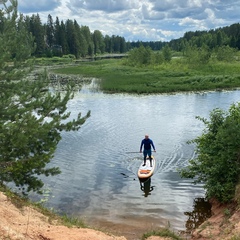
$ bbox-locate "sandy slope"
[191,198,240,240]
[0,192,127,240]
[1,191,240,240]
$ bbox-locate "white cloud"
[142,3,166,20]
[68,0,140,13]
[17,0,240,41]
[179,17,205,29]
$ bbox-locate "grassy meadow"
[52,57,240,94]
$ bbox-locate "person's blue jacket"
[140,138,155,151]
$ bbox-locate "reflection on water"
[139,178,155,197]
[29,82,240,235]
[184,198,212,234]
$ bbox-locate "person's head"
[145,134,149,139]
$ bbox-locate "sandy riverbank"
[1,191,240,240]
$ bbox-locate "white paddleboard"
[137,156,155,180]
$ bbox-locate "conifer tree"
[93,30,105,54]
[0,0,90,193]
[46,14,54,47]
[80,26,94,56]
[28,14,45,56]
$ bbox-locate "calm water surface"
[37,81,240,237]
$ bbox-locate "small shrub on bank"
[142,228,183,240]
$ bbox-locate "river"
[36,80,240,238]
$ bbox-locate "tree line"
[24,12,174,58]
[169,23,240,52]
[22,14,168,58]
[24,12,240,62]
[3,6,240,59]
[127,22,240,67]
[24,14,128,57]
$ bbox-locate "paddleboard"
[137,156,155,180]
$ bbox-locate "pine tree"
[0,0,90,194]
[59,20,69,54]
[66,19,80,58]
[28,14,45,56]
[80,26,94,56]
[93,30,105,55]
[74,20,88,57]
[46,14,54,47]
[104,35,113,53]
[0,0,34,79]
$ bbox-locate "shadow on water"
[139,177,155,197]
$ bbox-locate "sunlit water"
[31,81,240,237]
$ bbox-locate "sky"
[16,0,240,42]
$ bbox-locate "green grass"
[230,236,240,240]
[61,214,87,228]
[35,55,75,65]
[141,228,184,240]
[52,58,240,94]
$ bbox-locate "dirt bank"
[0,192,127,240]
[191,198,240,239]
[1,191,240,240]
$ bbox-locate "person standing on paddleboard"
[140,134,156,167]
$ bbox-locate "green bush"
[127,45,153,66]
[215,46,237,62]
[142,228,183,240]
[179,102,240,203]
[62,54,76,59]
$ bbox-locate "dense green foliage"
[126,45,172,66]
[23,13,129,58]
[127,45,153,66]
[179,103,240,203]
[0,0,34,80]
[0,0,90,193]
[170,24,240,51]
[121,42,238,70]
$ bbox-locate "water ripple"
[37,84,240,232]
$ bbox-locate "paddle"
[126,151,140,153]
[126,150,156,153]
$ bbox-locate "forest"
[7,12,240,58]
